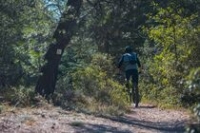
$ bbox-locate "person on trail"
[117,46,142,107]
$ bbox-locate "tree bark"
[35,0,82,96]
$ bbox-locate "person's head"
[125,46,133,53]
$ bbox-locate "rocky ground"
[0,104,191,133]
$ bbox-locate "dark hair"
[125,46,133,53]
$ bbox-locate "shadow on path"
[137,105,157,109]
[99,115,186,133]
[71,116,186,133]
[72,123,132,133]
[71,105,188,133]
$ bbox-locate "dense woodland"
[0,0,200,131]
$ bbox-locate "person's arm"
[117,55,124,69]
[137,57,141,67]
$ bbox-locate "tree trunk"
[35,0,82,96]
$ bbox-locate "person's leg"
[131,70,139,107]
[125,70,131,89]
[125,70,133,102]
[131,70,139,88]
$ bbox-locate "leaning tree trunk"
[35,0,82,96]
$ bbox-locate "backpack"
[128,53,137,65]
[119,53,137,71]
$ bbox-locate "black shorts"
[125,69,139,84]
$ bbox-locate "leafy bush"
[184,68,200,104]
[141,6,200,108]
[194,104,200,124]
[185,68,200,132]
[2,86,45,107]
[54,53,129,115]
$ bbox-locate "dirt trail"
[0,104,190,133]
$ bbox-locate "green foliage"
[141,3,200,108]
[2,86,52,108]
[3,86,36,107]
[54,53,129,115]
[79,0,151,54]
[186,102,200,133]
[194,104,200,124]
[15,1,55,82]
[1,0,200,121]
[0,0,24,86]
[0,0,55,87]
[185,68,200,98]
[139,9,200,133]
[184,68,200,129]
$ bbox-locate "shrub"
[184,68,200,105]
[2,86,46,107]
[54,53,129,115]
[72,65,129,114]
[185,68,200,132]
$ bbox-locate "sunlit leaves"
[141,1,200,108]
